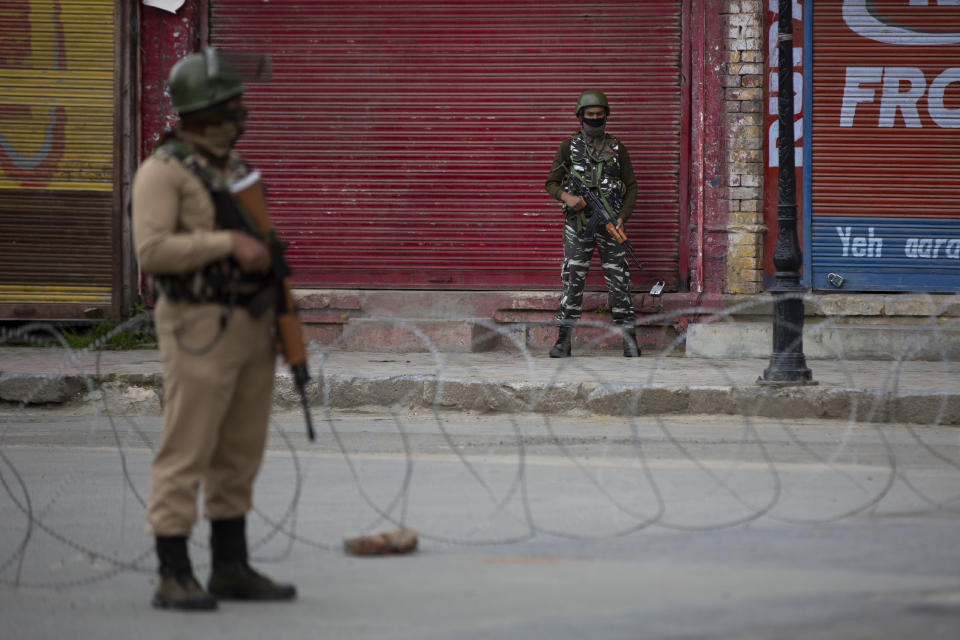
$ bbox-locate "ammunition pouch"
[152,258,277,318]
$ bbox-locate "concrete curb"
[5,369,957,426]
[3,346,958,425]
[289,375,959,425]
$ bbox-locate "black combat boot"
[152,536,218,611]
[548,325,573,358]
[621,324,641,358]
[208,516,296,601]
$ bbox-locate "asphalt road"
[2,412,959,639]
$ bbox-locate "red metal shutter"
[810,1,960,291]
[211,0,684,291]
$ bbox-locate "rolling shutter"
[0,0,116,313]
[810,1,960,291]
[211,0,684,291]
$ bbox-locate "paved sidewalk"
[1,347,959,424]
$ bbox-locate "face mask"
[580,116,607,136]
[224,105,248,133]
[200,120,242,157]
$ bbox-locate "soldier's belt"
[154,277,276,317]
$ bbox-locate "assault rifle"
[231,171,315,442]
[560,162,645,273]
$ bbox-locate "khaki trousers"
[147,299,276,536]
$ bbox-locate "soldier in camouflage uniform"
[545,90,640,358]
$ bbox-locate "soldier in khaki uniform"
[545,90,640,358]
[132,48,295,611]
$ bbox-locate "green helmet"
[575,90,609,116]
[168,47,243,114]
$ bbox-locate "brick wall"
[723,0,765,294]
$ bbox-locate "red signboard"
[807,0,960,292]
[811,0,960,220]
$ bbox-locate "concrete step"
[497,318,679,355]
[340,315,679,354]
[296,289,699,352]
[686,320,960,360]
[341,318,500,353]
[295,290,960,360]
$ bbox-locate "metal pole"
[760,0,814,385]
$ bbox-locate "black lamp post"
[760,0,814,385]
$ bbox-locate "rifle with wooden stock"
[231,170,315,442]
[560,162,645,273]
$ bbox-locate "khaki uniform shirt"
[132,132,245,275]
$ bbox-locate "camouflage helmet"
[167,47,243,114]
[574,90,610,116]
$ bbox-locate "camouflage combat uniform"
[545,131,639,326]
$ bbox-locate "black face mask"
[224,105,248,139]
[581,116,607,129]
